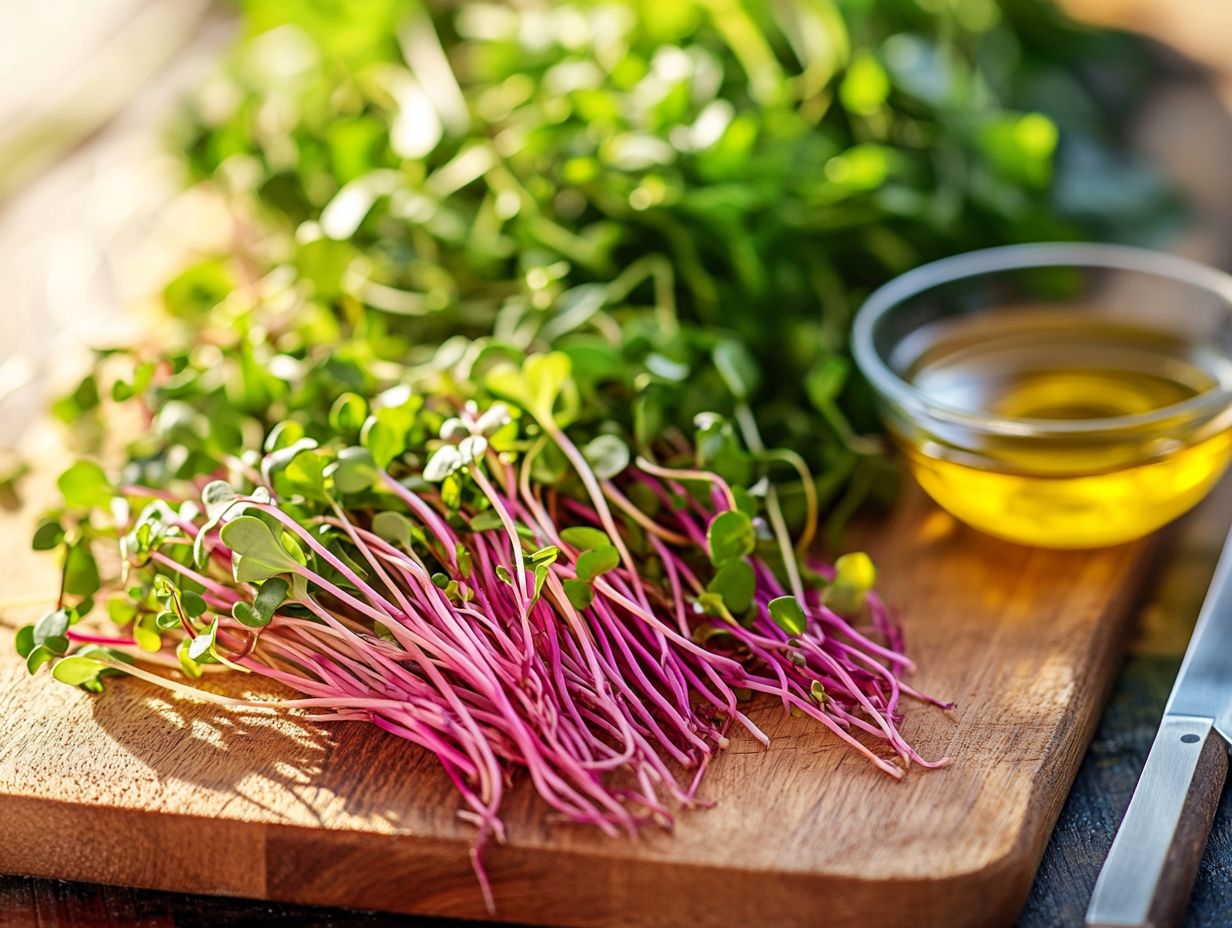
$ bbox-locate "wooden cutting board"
[0,453,1154,928]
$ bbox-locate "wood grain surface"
[0,457,1155,928]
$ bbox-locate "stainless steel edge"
[1087,716,1226,928]
[1166,523,1232,742]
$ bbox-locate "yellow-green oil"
[895,310,1232,547]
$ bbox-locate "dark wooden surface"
[1022,656,1232,927]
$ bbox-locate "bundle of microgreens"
[20,349,945,907]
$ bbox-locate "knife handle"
[1086,716,1228,928]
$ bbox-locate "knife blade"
[1086,526,1232,928]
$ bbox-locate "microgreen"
[24,354,953,908]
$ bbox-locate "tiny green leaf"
[328,447,377,493]
[582,434,630,480]
[221,516,301,582]
[424,445,463,482]
[177,638,203,679]
[372,510,415,547]
[361,408,410,469]
[202,480,241,519]
[132,615,162,653]
[645,353,690,382]
[254,576,290,620]
[180,590,208,618]
[529,545,558,564]
[707,510,755,566]
[533,564,550,603]
[33,609,70,646]
[826,551,877,614]
[469,510,504,532]
[576,545,619,581]
[455,542,472,577]
[564,578,594,610]
[57,460,112,508]
[107,597,139,625]
[52,656,109,687]
[32,520,65,551]
[768,595,807,636]
[810,680,829,705]
[63,543,101,598]
[525,352,572,419]
[14,625,36,658]
[692,623,735,645]
[441,472,462,510]
[731,486,759,516]
[281,449,328,500]
[51,373,100,424]
[232,601,265,628]
[712,340,759,401]
[805,355,850,409]
[707,558,755,615]
[560,526,611,550]
[265,420,305,452]
[26,644,54,674]
[329,393,369,435]
[155,609,181,631]
[188,617,219,661]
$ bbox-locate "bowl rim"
[851,242,1232,437]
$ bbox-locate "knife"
[1086,528,1232,928]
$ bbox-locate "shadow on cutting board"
[86,676,465,838]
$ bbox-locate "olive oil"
[893,309,1232,547]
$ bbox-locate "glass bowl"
[851,243,1232,548]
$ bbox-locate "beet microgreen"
[24,347,956,908]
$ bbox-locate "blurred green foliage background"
[86,0,1179,527]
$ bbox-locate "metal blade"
[1166,521,1232,740]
